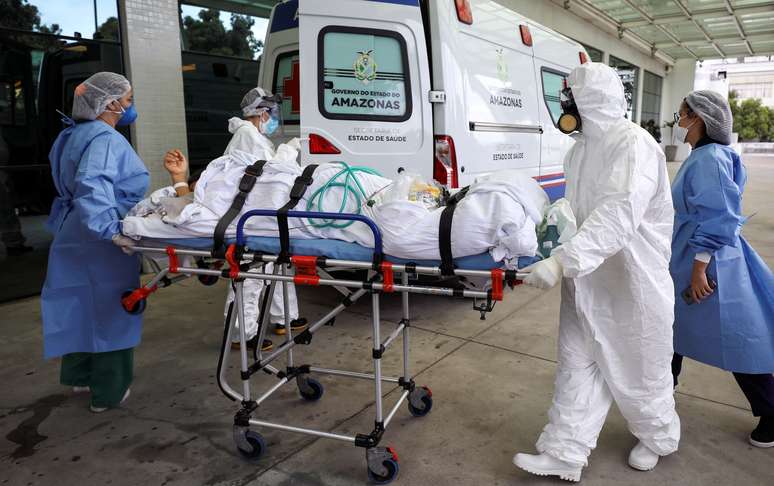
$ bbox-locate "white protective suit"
[535,63,680,466]
[221,118,297,339]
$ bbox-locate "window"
[318,26,411,122]
[540,68,568,127]
[579,42,603,63]
[273,51,300,125]
[730,82,773,99]
[609,55,639,121]
[641,70,663,126]
[179,3,268,60]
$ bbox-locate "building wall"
[119,0,188,191]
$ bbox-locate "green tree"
[181,8,263,59]
[95,16,119,41]
[0,0,61,34]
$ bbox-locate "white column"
[119,0,188,191]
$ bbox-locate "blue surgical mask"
[116,103,138,126]
[260,115,279,136]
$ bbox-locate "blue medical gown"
[670,143,774,373]
[42,121,149,359]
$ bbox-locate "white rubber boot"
[628,441,660,471]
[513,453,582,482]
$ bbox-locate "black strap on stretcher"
[438,185,470,276]
[212,160,267,258]
[277,164,318,263]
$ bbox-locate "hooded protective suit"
[535,63,680,466]
[224,117,275,159]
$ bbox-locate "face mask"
[116,103,138,126]
[673,118,696,144]
[558,87,582,134]
[260,115,279,136]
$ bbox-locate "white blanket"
[122,150,548,268]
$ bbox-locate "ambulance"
[259,0,590,200]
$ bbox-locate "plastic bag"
[381,172,443,209]
[536,198,577,257]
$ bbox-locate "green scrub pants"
[60,348,133,408]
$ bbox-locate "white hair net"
[71,72,131,121]
[685,90,733,145]
[241,87,277,118]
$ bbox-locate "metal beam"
[620,4,774,28]
[654,31,774,49]
[564,0,676,65]
[620,0,699,59]
[671,0,725,58]
[724,0,755,56]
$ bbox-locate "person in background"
[670,90,774,448]
[514,63,680,481]
[42,72,148,413]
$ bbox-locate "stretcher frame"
[121,210,523,483]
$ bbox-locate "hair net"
[685,90,733,145]
[240,87,280,118]
[71,72,131,121]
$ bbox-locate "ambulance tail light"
[309,133,341,154]
[519,24,533,47]
[579,51,588,64]
[434,135,459,188]
[455,0,473,25]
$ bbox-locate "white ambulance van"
[259,0,589,200]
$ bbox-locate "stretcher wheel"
[236,430,266,461]
[367,457,399,484]
[198,275,219,286]
[298,378,324,401]
[407,386,433,417]
[121,290,147,315]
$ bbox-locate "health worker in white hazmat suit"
[223,87,306,352]
[515,62,680,481]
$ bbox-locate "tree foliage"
[0,0,61,35]
[181,8,263,59]
[729,90,774,142]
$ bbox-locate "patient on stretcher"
[122,142,572,269]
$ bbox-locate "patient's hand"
[164,149,188,183]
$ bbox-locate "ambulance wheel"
[407,386,433,417]
[198,275,219,286]
[367,457,399,484]
[298,378,324,401]
[237,430,266,461]
[121,290,146,315]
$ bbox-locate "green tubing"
[305,162,382,229]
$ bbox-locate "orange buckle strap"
[225,244,240,279]
[165,246,179,273]
[491,269,504,301]
[291,255,320,286]
[380,262,394,293]
[121,285,157,312]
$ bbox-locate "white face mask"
[674,118,697,144]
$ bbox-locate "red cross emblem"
[282,60,300,115]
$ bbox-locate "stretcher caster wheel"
[236,430,266,461]
[298,377,324,401]
[366,447,399,484]
[198,275,219,286]
[121,290,147,315]
[407,386,433,417]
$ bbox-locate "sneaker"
[72,386,90,393]
[749,417,774,448]
[628,441,660,471]
[274,318,308,336]
[513,453,582,482]
[231,336,273,352]
[90,387,131,413]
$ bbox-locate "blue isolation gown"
[42,121,149,359]
[670,142,774,374]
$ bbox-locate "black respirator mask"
[558,86,582,134]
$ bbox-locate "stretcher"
[121,209,526,484]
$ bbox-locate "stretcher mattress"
[139,236,539,270]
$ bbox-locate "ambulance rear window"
[272,51,300,125]
[318,26,412,122]
[541,68,568,127]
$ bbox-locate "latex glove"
[522,256,563,290]
[112,234,136,255]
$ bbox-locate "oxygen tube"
[305,162,383,229]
